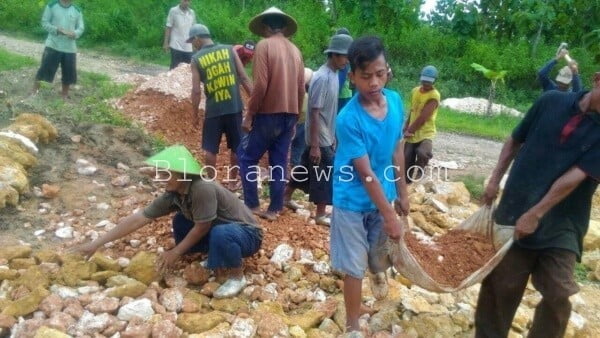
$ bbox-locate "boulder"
[14,266,50,290]
[90,253,121,272]
[105,281,147,298]
[124,252,158,285]
[227,317,256,338]
[56,260,97,287]
[152,319,182,338]
[584,220,600,251]
[369,308,401,332]
[183,261,210,285]
[0,268,19,281]
[159,288,183,312]
[91,271,120,284]
[33,250,61,264]
[39,294,64,317]
[288,310,326,331]
[86,297,120,314]
[209,297,247,313]
[255,312,288,337]
[117,298,154,321]
[10,257,37,270]
[0,245,31,261]
[33,326,71,338]
[176,312,227,334]
[2,286,49,317]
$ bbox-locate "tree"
[471,63,507,116]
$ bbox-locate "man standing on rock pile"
[238,7,305,221]
[476,84,600,336]
[188,24,252,191]
[32,0,84,100]
[74,145,262,299]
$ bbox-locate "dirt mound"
[405,229,496,287]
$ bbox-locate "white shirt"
[166,5,196,52]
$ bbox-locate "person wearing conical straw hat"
[237,7,305,221]
[73,145,262,298]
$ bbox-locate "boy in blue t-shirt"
[331,36,409,334]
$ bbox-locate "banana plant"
[471,63,507,116]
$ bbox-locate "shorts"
[170,48,193,70]
[330,207,391,279]
[35,47,77,85]
[202,112,242,155]
[289,145,334,205]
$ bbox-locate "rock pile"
[0,113,57,209]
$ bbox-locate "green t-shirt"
[42,1,84,53]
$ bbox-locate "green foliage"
[1,0,599,111]
[0,48,36,71]
[471,63,507,82]
[436,107,519,141]
[575,263,590,284]
[70,72,132,126]
[456,174,485,201]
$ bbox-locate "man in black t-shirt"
[475,89,600,337]
[188,24,253,190]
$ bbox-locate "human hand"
[556,48,569,60]
[70,241,100,259]
[241,115,253,133]
[514,210,540,240]
[482,181,500,206]
[157,250,181,275]
[568,61,579,74]
[383,214,403,242]
[394,197,410,217]
[309,146,321,165]
[404,130,414,138]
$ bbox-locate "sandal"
[285,200,303,211]
[315,215,331,226]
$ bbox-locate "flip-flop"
[315,215,331,226]
[284,200,303,211]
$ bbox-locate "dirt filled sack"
[388,206,514,293]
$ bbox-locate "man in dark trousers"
[475,85,600,337]
[238,7,305,221]
[188,24,252,191]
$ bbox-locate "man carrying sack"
[475,87,600,337]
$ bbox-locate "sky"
[421,0,438,14]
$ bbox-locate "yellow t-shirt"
[298,93,308,124]
[406,86,441,143]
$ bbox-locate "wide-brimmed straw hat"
[249,7,297,37]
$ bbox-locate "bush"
[1,0,597,109]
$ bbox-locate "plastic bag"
[389,206,514,293]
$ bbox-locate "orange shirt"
[248,35,305,115]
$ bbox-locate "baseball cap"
[556,66,573,85]
[420,65,438,83]
[186,24,211,43]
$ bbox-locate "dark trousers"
[172,213,261,269]
[290,122,306,167]
[475,245,579,338]
[237,113,297,212]
[36,47,77,85]
[169,48,193,70]
[404,139,433,182]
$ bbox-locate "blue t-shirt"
[333,89,404,212]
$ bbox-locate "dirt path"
[0,32,167,80]
[0,32,504,178]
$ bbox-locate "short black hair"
[347,36,386,72]
[262,15,286,30]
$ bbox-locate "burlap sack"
[389,206,514,293]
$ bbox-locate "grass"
[436,107,521,141]
[0,47,35,71]
[456,174,486,201]
[575,263,591,283]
